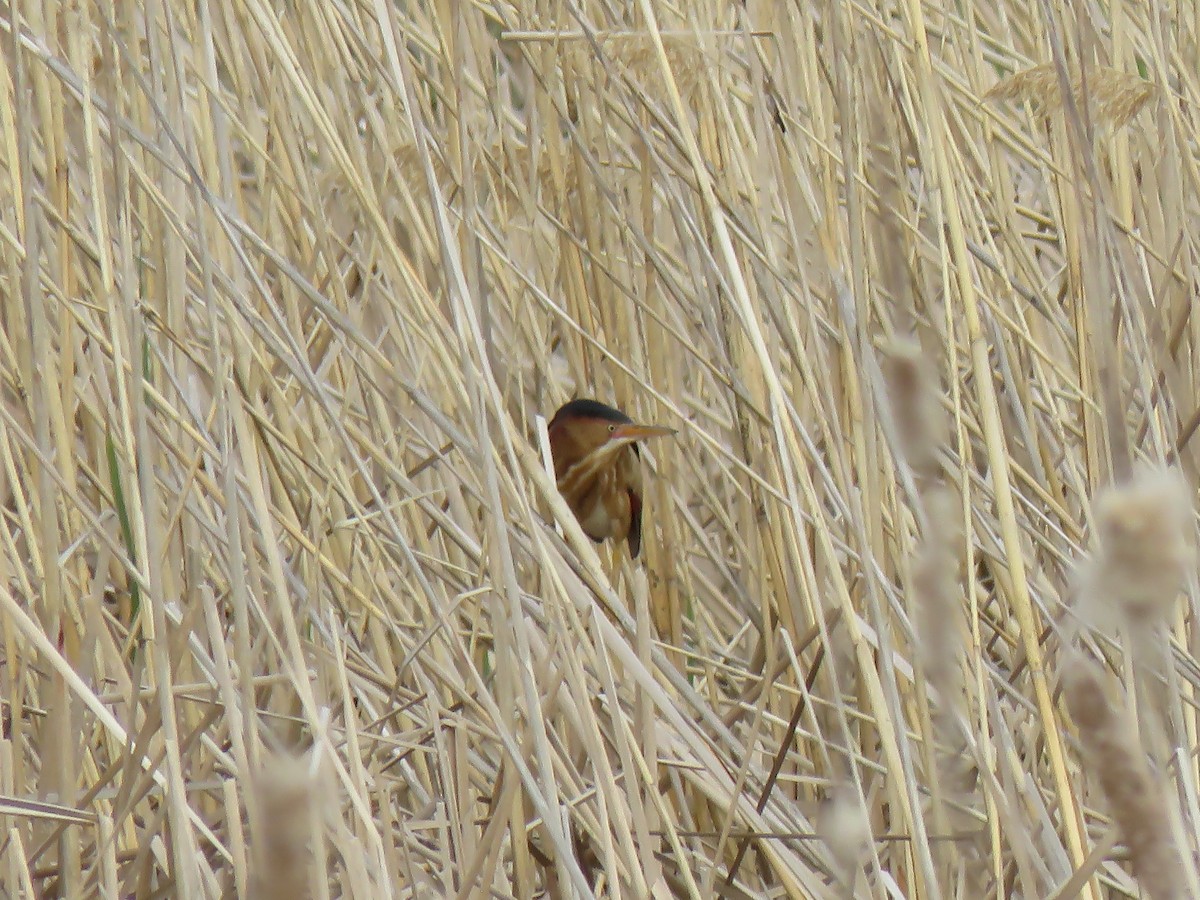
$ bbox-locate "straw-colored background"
[0,0,1197,897]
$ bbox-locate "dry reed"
[0,0,1198,897]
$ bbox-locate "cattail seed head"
[1062,658,1184,900]
[252,755,319,900]
[818,784,871,874]
[1093,466,1194,623]
[914,486,966,696]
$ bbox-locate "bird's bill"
[612,423,677,442]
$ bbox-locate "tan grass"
[1,0,1200,897]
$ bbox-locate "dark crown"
[550,398,633,426]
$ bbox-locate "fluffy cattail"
[1092,466,1194,623]
[252,755,319,900]
[883,339,948,488]
[1062,658,1184,900]
[913,486,967,694]
[818,784,871,877]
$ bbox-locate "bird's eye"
[608,424,616,432]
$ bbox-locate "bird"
[546,398,675,558]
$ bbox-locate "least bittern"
[547,398,675,558]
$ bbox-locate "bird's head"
[547,399,675,475]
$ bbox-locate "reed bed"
[0,0,1198,896]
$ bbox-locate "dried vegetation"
[0,0,1199,897]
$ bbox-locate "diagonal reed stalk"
[0,0,1198,897]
